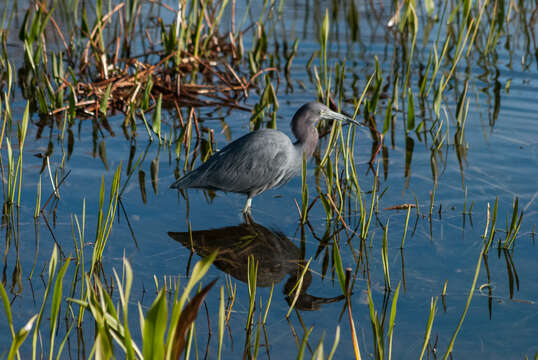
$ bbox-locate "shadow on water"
[168,220,345,311]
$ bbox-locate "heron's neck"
[293,127,318,160]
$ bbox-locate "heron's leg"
[242,211,254,225]
[242,197,252,215]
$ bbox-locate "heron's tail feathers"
[170,171,198,189]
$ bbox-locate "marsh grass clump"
[1,245,217,359]
[14,0,272,123]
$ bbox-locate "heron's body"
[172,129,304,196]
[171,102,357,214]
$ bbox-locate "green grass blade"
[142,288,168,360]
[327,326,340,360]
[33,245,58,360]
[332,241,346,296]
[400,206,411,248]
[406,88,415,131]
[165,251,217,359]
[0,280,15,339]
[262,283,274,324]
[387,282,401,360]
[49,257,71,360]
[8,315,38,360]
[152,94,162,140]
[419,296,438,360]
[218,286,224,360]
[443,246,484,359]
[286,259,312,318]
[382,220,391,290]
[296,327,313,360]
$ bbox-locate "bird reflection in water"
[168,221,345,311]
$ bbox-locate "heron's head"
[292,102,359,129]
[291,103,360,157]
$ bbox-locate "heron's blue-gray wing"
[172,129,300,195]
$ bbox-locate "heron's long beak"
[321,108,362,127]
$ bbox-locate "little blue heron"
[170,102,359,214]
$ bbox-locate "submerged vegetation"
[1,0,537,359]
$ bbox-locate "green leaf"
[8,315,38,360]
[142,78,154,110]
[387,282,401,360]
[171,279,217,359]
[152,94,162,138]
[50,258,71,331]
[165,252,217,359]
[407,87,415,131]
[383,98,392,135]
[113,258,136,360]
[286,258,312,318]
[419,297,438,360]
[297,327,313,360]
[434,77,444,118]
[424,0,435,16]
[18,102,30,151]
[0,281,15,338]
[143,289,168,360]
[442,246,484,359]
[332,241,346,296]
[320,9,329,53]
[367,284,384,358]
[218,287,225,360]
[327,326,340,360]
[301,155,308,223]
[6,137,12,165]
[382,220,391,289]
[100,84,112,116]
